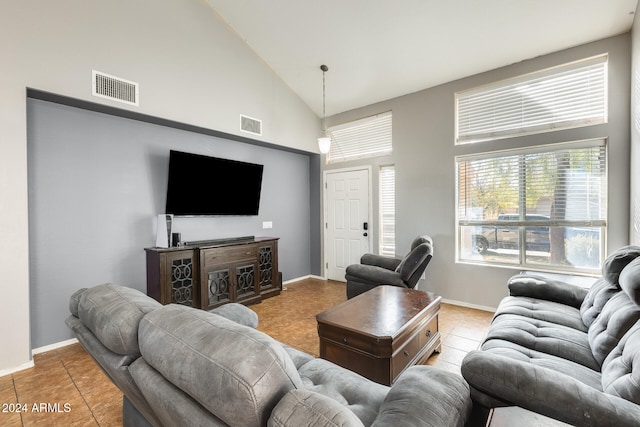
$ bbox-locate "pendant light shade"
[318,136,331,154]
[318,64,331,153]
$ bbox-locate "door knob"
[363,232,368,237]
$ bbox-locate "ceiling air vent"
[240,114,262,136]
[92,70,139,106]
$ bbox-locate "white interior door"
[324,168,370,281]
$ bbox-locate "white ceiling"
[205,0,637,117]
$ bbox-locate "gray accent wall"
[28,98,314,348]
[324,34,631,309]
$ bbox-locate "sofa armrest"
[360,253,402,271]
[372,366,471,427]
[461,351,640,427]
[507,275,588,308]
[209,303,258,328]
[268,389,365,427]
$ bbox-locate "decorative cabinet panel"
[146,237,279,310]
[145,249,199,308]
[258,241,279,298]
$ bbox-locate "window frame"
[455,138,608,275]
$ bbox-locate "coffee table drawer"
[392,331,422,375]
[419,315,439,348]
[317,324,390,356]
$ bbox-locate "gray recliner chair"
[345,235,433,299]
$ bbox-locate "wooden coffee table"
[316,285,441,385]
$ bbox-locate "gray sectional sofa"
[66,283,472,427]
[461,246,640,426]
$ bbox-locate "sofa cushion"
[508,275,588,309]
[209,302,259,328]
[601,245,640,285]
[129,358,226,427]
[483,314,598,370]
[580,278,621,328]
[68,287,87,317]
[588,292,640,366]
[268,389,365,427]
[138,304,303,427]
[77,283,161,355]
[371,366,471,427]
[495,296,587,332]
[601,322,640,404]
[298,358,389,426]
[480,340,603,390]
[619,257,640,306]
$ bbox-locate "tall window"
[379,165,395,256]
[456,140,607,273]
[328,111,392,163]
[456,55,607,144]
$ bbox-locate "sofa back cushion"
[580,278,621,328]
[588,292,640,366]
[138,304,303,427]
[601,246,640,285]
[601,322,640,404]
[619,257,640,306]
[77,283,161,355]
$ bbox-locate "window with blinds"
[455,55,608,144]
[456,139,607,273]
[327,111,392,163]
[379,165,396,256]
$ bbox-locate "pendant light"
[317,64,331,154]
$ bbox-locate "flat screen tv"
[165,150,263,216]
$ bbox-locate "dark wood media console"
[145,236,280,310]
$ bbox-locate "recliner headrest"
[411,235,433,251]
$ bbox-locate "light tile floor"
[0,278,494,426]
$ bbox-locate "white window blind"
[456,55,607,144]
[456,139,607,273]
[328,111,392,163]
[379,165,396,257]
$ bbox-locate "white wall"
[325,34,631,310]
[1,0,319,373]
[631,5,640,245]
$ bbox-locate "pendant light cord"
[321,64,328,133]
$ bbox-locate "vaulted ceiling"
[205,0,637,117]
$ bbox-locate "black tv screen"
[165,150,263,216]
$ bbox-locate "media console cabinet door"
[258,240,280,297]
[146,249,199,308]
[200,246,261,310]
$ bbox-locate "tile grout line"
[10,375,25,427]
[58,350,101,426]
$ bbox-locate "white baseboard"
[32,338,78,355]
[441,298,496,313]
[0,360,34,377]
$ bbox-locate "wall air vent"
[92,70,139,106]
[240,114,262,136]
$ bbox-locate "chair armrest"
[507,275,588,309]
[345,264,405,287]
[360,253,402,271]
[372,366,472,427]
[268,389,365,427]
[461,351,640,427]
